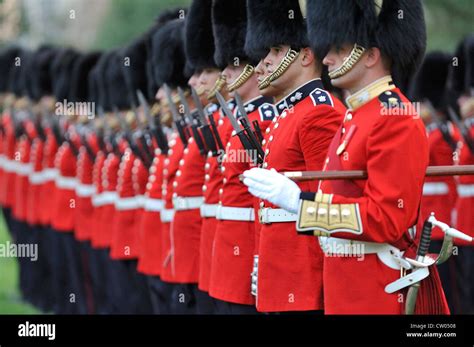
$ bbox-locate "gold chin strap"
[328,44,366,80]
[207,74,227,100]
[227,64,255,92]
[258,48,300,90]
[150,102,161,117]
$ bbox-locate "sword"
[164,84,188,147]
[216,91,261,165]
[189,87,220,156]
[177,87,207,156]
[137,89,169,154]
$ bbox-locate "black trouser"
[452,245,474,314]
[169,283,197,314]
[147,275,175,314]
[212,298,259,315]
[194,288,219,314]
[88,247,112,314]
[1,207,14,239]
[107,258,153,314]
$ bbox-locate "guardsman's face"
[459,95,474,119]
[188,72,201,91]
[222,63,246,97]
[256,46,292,97]
[155,86,170,116]
[323,44,365,90]
[199,68,221,95]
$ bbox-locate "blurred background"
[0,0,473,52]
[0,0,473,314]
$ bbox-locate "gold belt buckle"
[258,208,264,224]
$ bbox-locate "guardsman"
[450,35,474,314]
[409,51,462,312]
[242,0,345,313]
[244,0,450,314]
[207,0,273,314]
[165,0,225,314]
[139,10,187,314]
[105,50,152,314]
[49,48,89,314]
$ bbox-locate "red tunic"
[419,124,461,240]
[1,114,17,208]
[209,96,274,305]
[38,129,59,226]
[51,141,78,232]
[198,109,233,292]
[90,150,106,248]
[454,119,474,246]
[13,135,32,222]
[137,149,166,276]
[257,79,345,312]
[312,79,447,314]
[27,137,45,225]
[110,147,141,260]
[161,135,185,282]
[96,152,121,248]
[74,134,99,241]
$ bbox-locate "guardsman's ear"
[364,47,382,69]
[300,47,315,68]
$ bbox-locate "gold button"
[341,209,351,217]
[317,208,327,216]
[330,209,339,216]
[306,207,316,215]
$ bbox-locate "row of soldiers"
[0,0,473,315]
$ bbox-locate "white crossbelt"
[457,184,474,197]
[115,196,141,210]
[200,203,218,217]
[318,236,408,270]
[76,183,96,197]
[161,208,175,222]
[55,176,78,190]
[173,196,204,211]
[216,205,255,222]
[144,197,165,212]
[92,191,118,207]
[422,182,449,196]
[259,207,297,224]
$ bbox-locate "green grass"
[0,210,40,314]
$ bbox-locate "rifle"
[177,87,207,156]
[136,90,169,154]
[424,100,458,152]
[234,92,265,158]
[216,91,263,165]
[163,84,188,147]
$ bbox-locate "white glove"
[242,168,301,214]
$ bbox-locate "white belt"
[318,237,408,270]
[160,208,175,222]
[135,195,146,208]
[2,159,16,173]
[16,163,33,176]
[144,197,164,212]
[200,203,218,217]
[173,196,204,211]
[422,182,449,196]
[92,191,118,207]
[259,207,297,224]
[29,171,46,185]
[56,176,78,190]
[42,168,59,181]
[0,155,5,168]
[216,205,255,222]
[457,184,474,197]
[115,196,141,210]
[76,183,96,197]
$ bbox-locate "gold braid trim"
[207,74,227,100]
[328,44,366,80]
[227,64,255,92]
[258,48,300,90]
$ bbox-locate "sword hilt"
[417,216,433,260]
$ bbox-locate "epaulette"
[258,103,277,121]
[310,88,334,107]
